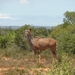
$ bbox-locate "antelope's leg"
[38,54,41,63]
[34,50,37,62]
[37,50,41,63]
[51,49,57,64]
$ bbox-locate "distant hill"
[0,26,21,29]
[34,26,51,29]
[0,26,51,29]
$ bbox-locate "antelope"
[25,28,57,63]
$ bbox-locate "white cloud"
[0,13,15,19]
[20,0,31,4]
[0,13,21,20]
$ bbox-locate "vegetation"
[0,11,75,75]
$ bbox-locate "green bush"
[57,32,75,54]
[0,35,9,48]
[47,53,75,75]
[50,25,75,54]
[14,25,31,50]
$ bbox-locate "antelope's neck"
[26,34,34,46]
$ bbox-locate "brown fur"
[25,28,57,63]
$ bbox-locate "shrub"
[0,35,9,48]
[47,53,75,75]
[57,32,75,54]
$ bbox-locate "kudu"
[25,28,57,63]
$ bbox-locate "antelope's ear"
[29,28,32,31]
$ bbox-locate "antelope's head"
[25,28,32,37]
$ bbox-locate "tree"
[63,11,75,25]
[15,25,31,50]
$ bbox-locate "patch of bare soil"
[0,57,51,75]
[0,67,50,75]
[0,67,25,75]
[0,72,3,75]
[0,67,25,71]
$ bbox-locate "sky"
[0,0,75,26]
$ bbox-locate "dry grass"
[0,49,52,75]
[0,49,75,75]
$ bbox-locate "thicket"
[51,25,75,54]
[0,28,15,48]
[0,11,75,55]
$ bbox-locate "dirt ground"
[0,57,51,75]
